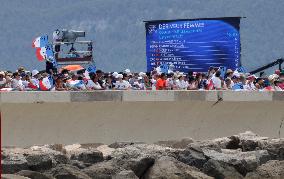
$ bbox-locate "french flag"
[32,35,48,48]
[35,47,46,61]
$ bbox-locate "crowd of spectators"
[0,66,283,91]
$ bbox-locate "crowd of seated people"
[0,66,283,91]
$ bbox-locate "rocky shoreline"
[2,131,284,179]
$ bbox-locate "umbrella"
[62,65,84,71]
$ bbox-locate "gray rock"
[70,148,104,164]
[83,161,121,179]
[1,174,30,179]
[2,153,29,174]
[17,170,53,179]
[143,156,213,179]
[48,164,91,179]
[154,138,194,149]
[113,170,138,179]
[203,149,271,176]
[70,160,88,169]
[26,154,53,171]
[122,157,155,178]
[245,160,284,179]
[51,153,69,166]
[108,142,145,149]
[177,145,207,169]
[226,136,241,149]
[203,159,243,179]
[263,139,284,160]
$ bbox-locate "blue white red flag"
[32,35,48,48]
[35,47,46,61]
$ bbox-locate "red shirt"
[156,78,166,90]
[278,83,284,90]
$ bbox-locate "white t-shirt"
[212,76,222,89]
[166,78,175,89]
[12,79,24,90]
[176,79,189,90]
[0,78,6,87]
[244,81,256,91]
[151,79,157,90]
[86,80,102,90]
[115,80,131,90]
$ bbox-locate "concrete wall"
[1,91,284,147]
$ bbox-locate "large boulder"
[203,159,243,179]
[1,174,30,179]
[262,139,284,160]
[143,156,213,179]
[177,145,207,169]
[154,138,194,149]
[17,170,53,179]
[25,145,70,167]
[245,160,284,179]
[203,148,271,176]
[26,154,53,171]
[96,145,115,159]
[64,144,104,164]
[82,161,121,179]
[48,164,91,179]
[70,148,104,164]
[119,156,155,178]
[2,151,29,174]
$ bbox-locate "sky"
[0,0,283,73]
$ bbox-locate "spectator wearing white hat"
[244,75,257,91]
[176,74,189,90]
[29,69,40,90]
[132,76,145,90]
[114,74,131,90]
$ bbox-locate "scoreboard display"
[145,17,241,72]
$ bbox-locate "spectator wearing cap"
[264,74,279,91]
[225,69,234,88]
[156,73,167,90]
[132,76,144,90]
[176,74,189,90]
[244,75,257,91]
[114,74,131,90]
[255,78,264,90]
[29,70,40,90]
